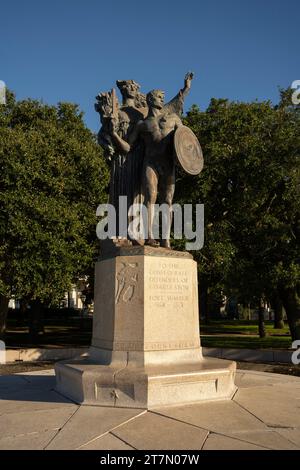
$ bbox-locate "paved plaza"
[0,367,299,450]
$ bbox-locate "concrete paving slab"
[202,433,266,450]
[0,389,76,415]
[0,375,29,391]
[221,349,274,363]
[0,406,78,438]
[0,370,55,393]
[227,430,299,450]
[272,380,300,391]
[234,384,300,428]
[46,406,145,450]
[274,427,300,447]
[202,347,222,358]
[0,429,58,450]
[17,375,56,389]
[154,399,266,434]
[238,370,300,383]
[79,433,135,450]
[112,411,209,450]
[0,368,299,450]
[234,370,299,389]
[234,372,246,388]
[273,350,294,363]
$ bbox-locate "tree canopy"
[175,91,300,339]
[0,91,109,334]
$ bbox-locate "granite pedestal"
[55,246,236,409]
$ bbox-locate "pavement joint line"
[76,431,111,450]
[152,409,270,448]
[19,375,35,384]
[52,387,80,406]
[267,425,295,430]
[50,387,77,404]
[268,429,300,449]
[43,405,80,450]
[233,394,270,426]
[107,431,137,450]
[266,423,296,429]
[231,386,239,400]
[76,409,147,450]
[150,409,215,434]
[204,431,275,450]
[239,429,299,450]
[200,430,210,450]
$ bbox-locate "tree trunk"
[280,287,300,341]
[0,295,9,340]
[201,282,209,325]
[271,293,285,329]
[258,299,266,338]
[17,299,28,326]
[28,300,44,343]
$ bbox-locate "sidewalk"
[0,368,299,450]
[2,346,295,364]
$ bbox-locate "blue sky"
[1,0,299,132]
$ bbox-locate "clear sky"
[1,0,299,132]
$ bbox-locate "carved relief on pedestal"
[115,262,139,304]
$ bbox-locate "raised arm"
[180,72,194,99]
[163,72,194,116]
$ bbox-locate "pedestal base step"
[55,356,236,409]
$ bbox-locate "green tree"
[0,91,109,337]
[175,103,236,322]
[179,93,299,340]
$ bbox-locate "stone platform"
[55,356,236,408]
[0,368,300,450]
[55,246,236,408]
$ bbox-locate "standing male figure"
[110,73,194,248]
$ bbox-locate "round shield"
[174,126,204,175]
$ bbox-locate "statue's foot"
[145,238,160,247]
[132,239,145,246]
[160,240,172,249]
[114,238,132,247]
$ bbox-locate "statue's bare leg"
[159,169,175,249]
[143,164,159,246]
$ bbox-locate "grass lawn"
[5,321,92,348]
[4,318,292,350]
[200,320,292,349]
[200,320,290,335]
[201,335,292,349]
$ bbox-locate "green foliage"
[176,92,300,309]
[0,92,109,304]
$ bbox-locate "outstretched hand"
[184,71,194,88]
